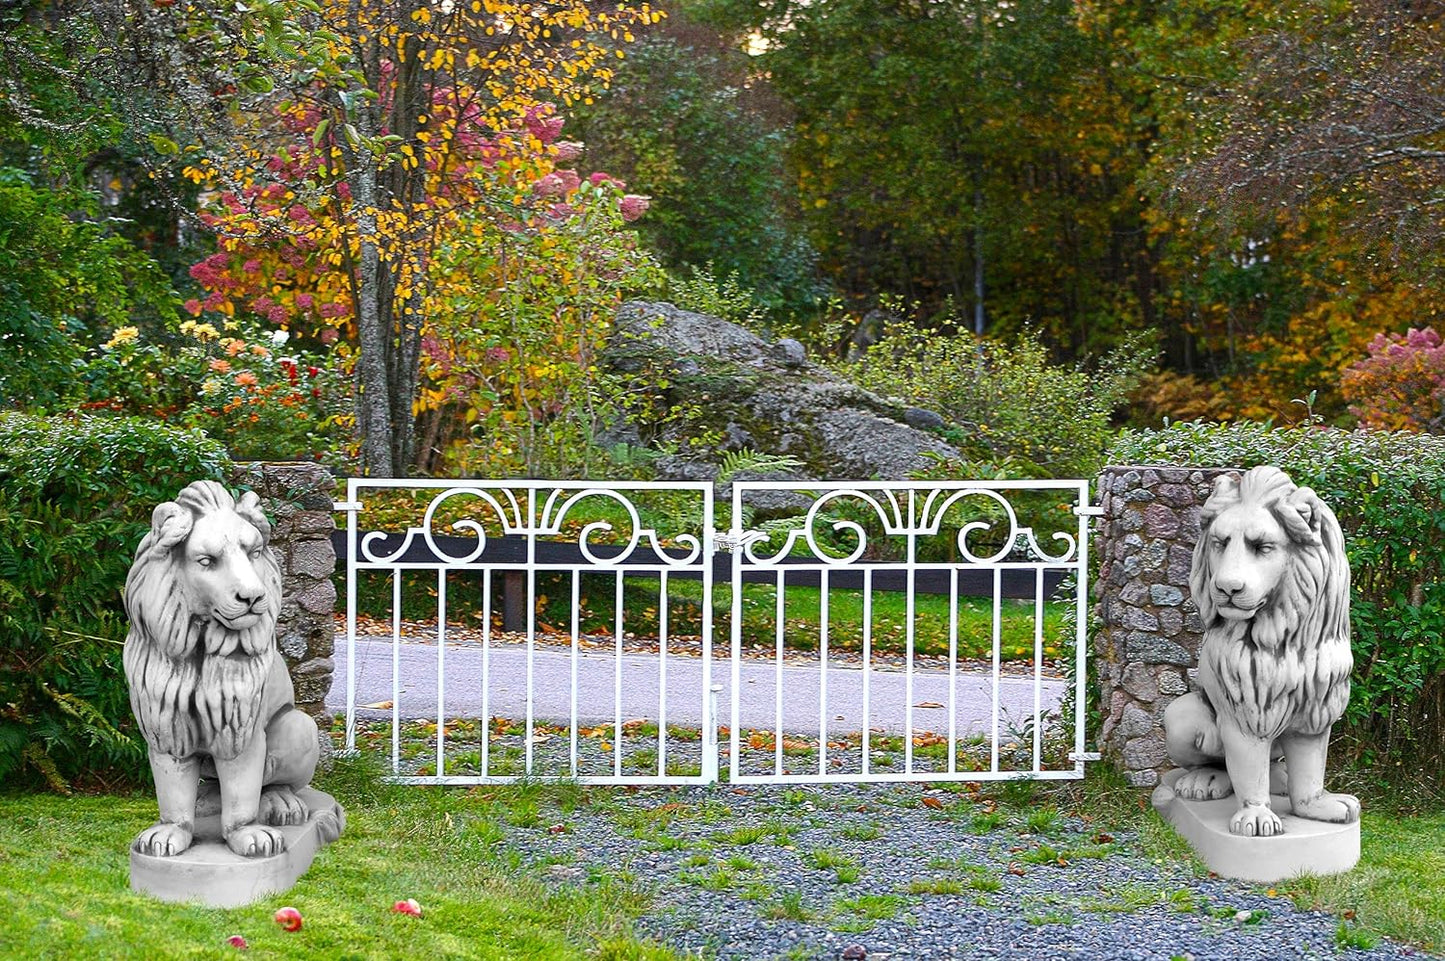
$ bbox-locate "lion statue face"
[178,507,273,634]
[123,481,282,759]
[1190,467,1351,654]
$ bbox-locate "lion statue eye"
[196,556,214,568]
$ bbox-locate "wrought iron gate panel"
[337,479,716,785]
[726,480,1095,785]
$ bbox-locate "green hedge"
[1109,422,1445,769]
[0,413,230,790]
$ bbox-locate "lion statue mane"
[1162,465,1358,837]
[124,480,323,859]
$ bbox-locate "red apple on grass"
[273,906,303,932]
[225,935,249,949]
[393,898,423,917]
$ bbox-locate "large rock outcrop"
[608,301,961,480]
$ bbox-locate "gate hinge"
[1073,505,1105,517]
[1068,751,1102,762]
[334,500,364,512]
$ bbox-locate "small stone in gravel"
[841,945,866,960]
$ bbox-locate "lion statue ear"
[235,490,272,544]
[149,500,194,555]
[1281,485,1326,547]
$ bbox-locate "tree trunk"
[350,98,395,478]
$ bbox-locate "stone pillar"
[232,463,337,738]
[1093,465,1237,786]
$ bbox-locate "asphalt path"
[327,637,1067,738]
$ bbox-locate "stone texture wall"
[232,463,337,735]
[1094,464,1237,786]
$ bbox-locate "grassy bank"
[0,768,672,960]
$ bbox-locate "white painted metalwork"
[336,477,1095,787]
[338,479,715,785]
[727,480,1093,785]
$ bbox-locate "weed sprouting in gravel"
[907,877,966,895]
[1335,921,1379,950]
[765,890,814,921]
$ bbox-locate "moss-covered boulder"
[609,301,960,480]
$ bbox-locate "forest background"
[1,0,1443,481]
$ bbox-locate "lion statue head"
[123,480,282,761]
[1191,466,1350,658]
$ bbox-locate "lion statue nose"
[235,588,264,608]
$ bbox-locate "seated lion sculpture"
[124,480,322,858]
[1162,466,1359,838]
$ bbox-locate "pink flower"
[485,347,512,363]
[251,296,274,313]
[267,305,287,324]
[532,173,567,198]
[319,328,339,345]
[184,298,203,317]
[553,141,583,162]
[619,194,651,222]
[524,105,565,144]
[589,172,622,189]
[204,291,226,310]
[295,293,314,309]
[319,302,347,319]
[288,205,316,226]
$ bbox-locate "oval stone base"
[1151,769,1359,884]
[130,787,345,908]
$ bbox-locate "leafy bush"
[0,413,231,790]
[840,320,1156,477]
[1108,422,1445,769]
[1339,327,1445,433]
[75,318,345,462]
[0,167,175,413]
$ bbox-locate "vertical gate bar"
[391,569,401,775]
[862,567,872,776]
[658,570,669,778]
[991,567,1001,774]
[818,569,829,776]
[525,492,537,775]
[344,479,357,753]
[437,569,447,778]
[481,568,492,777]
[1034,566,1044,773]
[729,487,743,783]
[948,568,958,775]
[570,570,580,778]
[613,571,624,778]
[1075,482,1091,774]
[905,508,916,775]
[774,568,785,777]
[700,487,714,784]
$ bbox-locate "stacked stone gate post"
[1093,465,1237,787]
[232,462,338,744]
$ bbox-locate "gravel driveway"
[510,782,1433,961]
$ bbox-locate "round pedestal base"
[130,787,344,908]
[1152,769,1359,884]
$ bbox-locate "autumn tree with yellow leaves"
[183,0,662,476]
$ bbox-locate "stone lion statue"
[1162,466,1358,837]
[124,480,321,859]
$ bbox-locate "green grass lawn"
[360,570,1071,663]
[0,767,673,960]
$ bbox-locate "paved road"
[327,637,1067,737]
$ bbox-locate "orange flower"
[235,371,259,388]
[209,359,232,374]
[225,339,245,357]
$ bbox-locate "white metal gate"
[335,478,1097,785]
